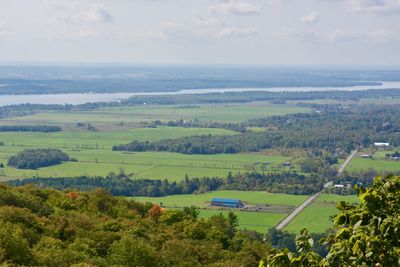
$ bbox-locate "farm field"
[0,126,236,150]
[135,190,308,232]
[199,210,286,232]
[347,149,400,173]
[284,194,359,234]
[0,102,310,126]
[0,145,291,181]
[0,101,308,181]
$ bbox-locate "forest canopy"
[8,148,70,169]
[0,183,269,266]
[0,125,61,132]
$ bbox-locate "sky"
[0,0,399,65]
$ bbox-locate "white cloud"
[349,0,400,13]
[275,28,322,42]
[160,11,256,41]
[121,30,168,41]
[209,1,261,15]
[82,4,113,23]
[366,28,397,43]
[0,29,16,39]
[217,26,257,37]
[301,12,320,24]
[275,27,399,43]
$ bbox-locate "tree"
[321,174,400,266]
[262,175,400,266]
[107,237,156,267]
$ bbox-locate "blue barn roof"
[211,198,241,204]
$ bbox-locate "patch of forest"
[8,148,71,169]
[2,175,400,266]
[0,183,268,266]
[113,106,400,154]
[9,171,328,197]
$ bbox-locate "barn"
[211,198,243,208]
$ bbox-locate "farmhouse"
[281,161,291,167]
[374,142,390,147]
[211,198,243,208]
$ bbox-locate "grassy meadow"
[347,149,400,173]
[0,126,236,150]
[285,194,359,234]
[135,190,308,232]
[0,136,290,181]
[0,102,304,181]
[0,102,310,126]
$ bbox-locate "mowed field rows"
[0,126,291,181]
[284,194,359,233]
[135,191,308,232]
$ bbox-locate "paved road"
[338,149,358,175]
[275,192,321,230]
[275,150,358,230]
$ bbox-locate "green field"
[199,210,286,232]
[134,191,308,232]
[347,149,400,173]
[285,194,359,234]
[135,191,308,207]
[0,126,235,150]
[0,103,310,125]
[0,126,290,181]
[0,101,308,181]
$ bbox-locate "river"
[1,81,400,106]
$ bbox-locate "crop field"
[135,190,308,232]
[285,194,359,234]
[0,126,236,150]
[0,102,310,126]
[347,149,400,173]
[0,128,291,181]
[134,191,308,207]
[199,210,286,232]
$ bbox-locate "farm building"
[281,162,291,167]
[211,198,243,208]
[361,154,372,159]
[374,142,390,147]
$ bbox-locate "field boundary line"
[338,149,358,175]
[275,149,359,231]
[275,192,321,230]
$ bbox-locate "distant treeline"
[114,106,400,154]
[146,119,247,133]
[8,148,70,169]
[0,125,61,132]
[8,171,326,196]
[2,89,400,119]
[122,88,400,105]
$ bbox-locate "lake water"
[1,81,400,107]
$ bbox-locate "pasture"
[0,102,310,126]
[347,149,400,173]
[284,194,359,234]
[0,126,235,150]
[134,190,308,232]
[0,133,291,181]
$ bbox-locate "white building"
[374,142,390,147]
